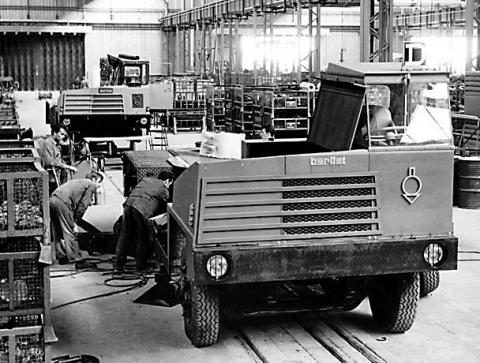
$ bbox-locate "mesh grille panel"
[283,212,372,223]
[13,179,44,230]
[283,199,373,211]
[284,188,374,199]
[0,315,41,329]
[284,224,374,235]
[283,176,374,187]
[0,237,41,253]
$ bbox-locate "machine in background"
[56,54,173,139]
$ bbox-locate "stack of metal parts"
[0,147,54,362]
[0,78,19,140]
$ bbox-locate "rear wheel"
[420,271,440,297]
[182,282,220,347]
[369,273,419,333]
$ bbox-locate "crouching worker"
[50,171,103,268]
[115,171,173,272]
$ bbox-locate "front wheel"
[182,282,220,347]
[369,273,419,333]
[420,271,440,297]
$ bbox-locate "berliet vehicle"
[57,54,173,138]
[155,62,458,347]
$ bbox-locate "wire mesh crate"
[122,150,172,197]
[0,237,41,254]
[0,256,45,313]
[0,153,49,239]
[0,325,45,363]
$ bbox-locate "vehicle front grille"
[64,94,124,115]
[198,172,381,244]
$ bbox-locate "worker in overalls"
[115,170,173,272]
[50,171,103,268]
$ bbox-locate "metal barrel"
[458,157,480,209]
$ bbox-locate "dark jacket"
[51,179,97,221]
[124,178,169,218]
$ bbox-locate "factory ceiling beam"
[160,0,360,30]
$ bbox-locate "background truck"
[156,62,458,347]
[56,54,173,138]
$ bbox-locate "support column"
[296,0,302,82]
[308,6,313,78]
[175,26,181,73]
[220,19,224,83]
[315,4,321,74]
[229,20,234,75]
[253,10,258,79]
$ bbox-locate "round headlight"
[206,255,228,280]
[423,243,444,267]
[140,117,148,125]
[63,118,71,126]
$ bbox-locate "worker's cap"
[86,171,104,182]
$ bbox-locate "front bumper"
[191,236,458,285]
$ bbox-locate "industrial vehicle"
[56,54,173,138]
[156,62,458,347]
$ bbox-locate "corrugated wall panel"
[0,34,85,91]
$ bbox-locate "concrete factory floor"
[48,155,480,363]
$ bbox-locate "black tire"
[182,282,220,347]
[420,271,440,297]
[369,273,419,333]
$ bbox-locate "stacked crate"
[261,88,312,138]
[0,99,19,141]
[232,86,255,136]
[205,85,236,132]
[0,148,52,363]
[171,77,213,131]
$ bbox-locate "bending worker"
[50,171,103,268]
[115,170,173,272]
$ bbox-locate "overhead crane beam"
[160,0,360,30]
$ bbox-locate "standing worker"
[115,170,173,272]
[36,124,77,194]
[50,171,103,268]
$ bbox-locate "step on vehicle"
[154,62,458,347]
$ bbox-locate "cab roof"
[324,62,449,84]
